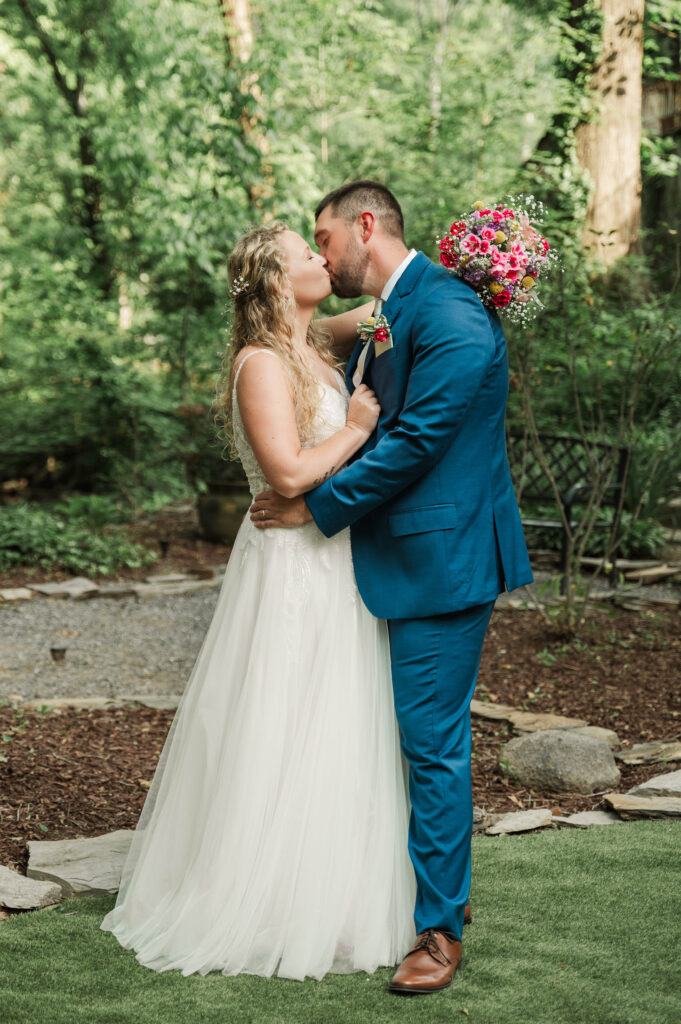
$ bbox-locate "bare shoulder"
[234,347,289,404]
[235,347,286,382]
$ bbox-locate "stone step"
[559,809,622,827]
[27,829,134,896]
[603,793,681,820]
[624,564,681,584]
[627,769,681,799]
[20,695,182,711]
[486,808,553,835]
[0,587,37,602]
[29,577,99,599]
[614,740,681,765]
[471,699,588,733]
[0,865,63,910]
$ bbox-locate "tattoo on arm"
[312,465,336,488]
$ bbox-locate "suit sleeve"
[305,283,496,537]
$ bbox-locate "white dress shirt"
[353,249,417,387]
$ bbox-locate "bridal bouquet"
[437,197,555,324]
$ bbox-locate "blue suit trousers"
[387,600,495,940]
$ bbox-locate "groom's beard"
[329,236,370,298]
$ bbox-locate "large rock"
[27,830,134,896]
[627,769,681,799]
[501,729,621,794]
[0,865,62,910]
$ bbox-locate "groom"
[250,181,532,993]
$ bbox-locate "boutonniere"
[357,313,393,355]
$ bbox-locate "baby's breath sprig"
[230,274,249,298]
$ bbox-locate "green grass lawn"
[2,822,680,1024]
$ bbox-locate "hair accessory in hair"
[230,273,249,297]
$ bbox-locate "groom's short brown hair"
[315,180,405,241]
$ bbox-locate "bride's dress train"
[101,352,415,980]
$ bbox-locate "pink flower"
[462,234,480,254]
[478,240,490,254]
[450,221,466,236]
[374,328,389,343]
[481,227,496,241]
[492,210,505,223]
[492,289,512,308]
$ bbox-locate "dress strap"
[233,349,283,390]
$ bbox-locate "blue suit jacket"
[305,251,533,620]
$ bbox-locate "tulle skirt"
[101,516,415,980]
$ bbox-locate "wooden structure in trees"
[642,80,681,138]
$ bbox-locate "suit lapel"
[345,253,431,390]
[365,252,430,377]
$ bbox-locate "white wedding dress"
[101,351,415,980]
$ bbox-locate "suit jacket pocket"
[388,503,457,537]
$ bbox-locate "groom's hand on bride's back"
[250,490,312,529]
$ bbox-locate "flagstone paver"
[561,809,623,826]
[615,740,681,766]
[486,808,553,835]
[29,577,100,599]
[0,865,63,910]
[0,588,37,602]
[626,769,681,799]
[603,793,681,819]
[470,699,588,733]
[27,830,134,896]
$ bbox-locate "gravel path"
[1,570,677,704]
[0,588,220,702]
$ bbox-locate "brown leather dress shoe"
[389,929,462,994]
[464,902,472,925]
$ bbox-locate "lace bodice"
[232,350,350,498]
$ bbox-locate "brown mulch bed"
[0,503,231,590]
[1,604,678,876]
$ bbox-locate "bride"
[101,222,415,980]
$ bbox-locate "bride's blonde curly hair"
[215,221,341,455]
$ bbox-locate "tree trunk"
[220,0,254,65]
[576,0,645,265]
[219,0,273,207]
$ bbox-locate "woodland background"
[1,0,680,576]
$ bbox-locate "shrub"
[0,502,156,577]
